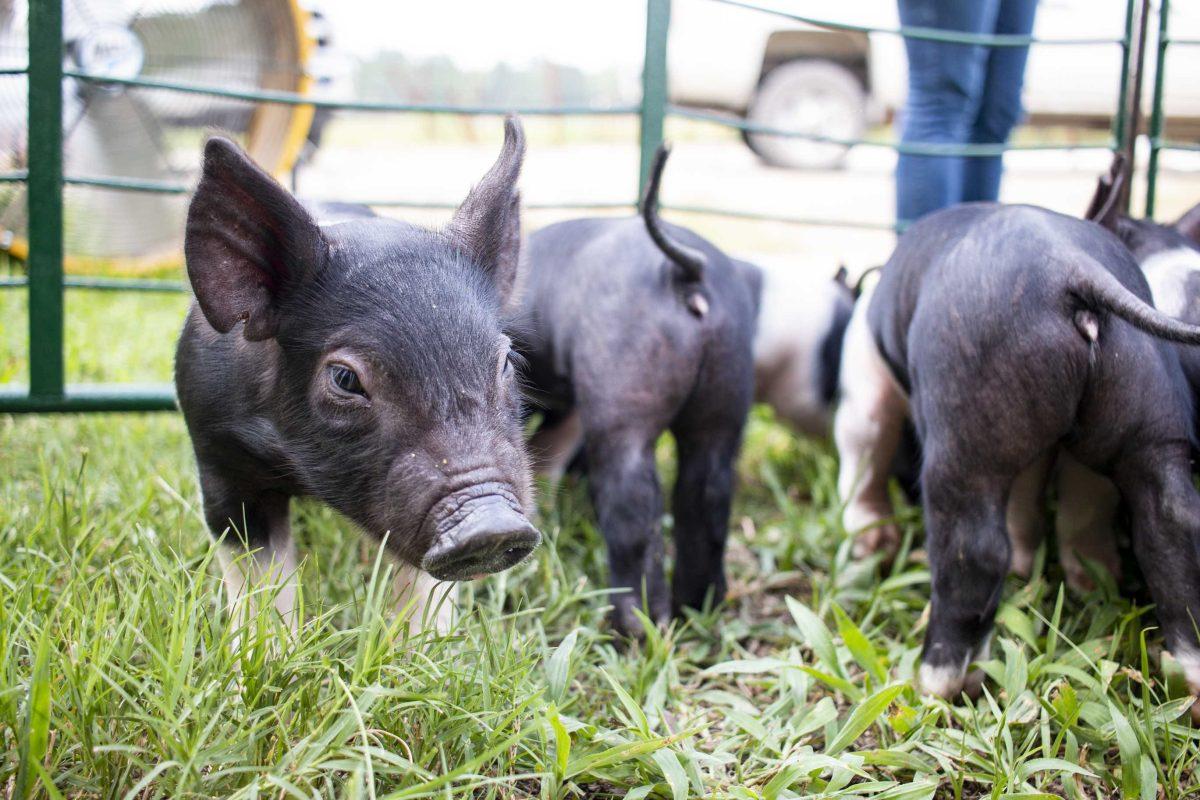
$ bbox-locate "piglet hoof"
[1162,650,1200,723]
[1009,548,1035,581]
[1063,566,1097,594]
[611,605,646,643]
[1062,556,1121,595]
[852,523,901,564]
[917,662,965,700]
[917,662,985,702]
[963,666,986,699]
[609,597,668,643]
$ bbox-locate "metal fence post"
[1145,0,1169,217]
[1114,0,1150,213]
[1112,0,1135,154]
[27,0,64,399]
[638,0,670,199]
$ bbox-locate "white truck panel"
[675,0,1200,125]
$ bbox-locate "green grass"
[0,291,189,386]
[3,296,1200,798]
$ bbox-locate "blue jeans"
[895,0,1038,226]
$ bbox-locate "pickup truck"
[669,0,1200,168]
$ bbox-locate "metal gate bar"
[1144,0,1197,217]
[26,0,63,402]
[0,0,1149,413]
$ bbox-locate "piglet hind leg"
[1053,452,1122,591]
[584,428,670,638]
[669,411,747,619]
[918,463,1011,701]
[1005,452,1054,579]
[834,298,908,561]
[1116,450,1200,722]
[528,408,584,487]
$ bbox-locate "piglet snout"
[421,497,540,581]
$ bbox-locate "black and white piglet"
[752,260,856,437]
[175,119,539,631]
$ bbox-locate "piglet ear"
[185,137,326,341]
[1175,202,1200,245]
[446,116,525,308]
[1084,152,1127,233]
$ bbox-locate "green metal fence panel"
[1141,0,1200,217]
[638,0,671,198]
[1119,0,1151,211]
[1145,0,1170,216]
[26,0,64,400]
[1113,0,1137,154]
[0,0,1156,413]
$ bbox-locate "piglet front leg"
[202,479,300,634]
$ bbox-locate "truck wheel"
[746,59,866,170]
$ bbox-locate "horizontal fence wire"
[56,176,636,209]
[66,174,187,193]
[339,199,633,211]
[705,0,1123,46]
[0,276,187,292]
[65,70,641,116]
[1156,140,1200,153]
[664,203,896,231]
[0,385,177,412]
[670,106,1117,156]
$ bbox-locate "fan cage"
[0,0,1181,412]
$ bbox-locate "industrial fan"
[0,0,314,271]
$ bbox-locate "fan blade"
[65,0,141,40]
[133,1,281,128]
[65,90,185,260]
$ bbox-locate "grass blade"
[651,749,688,800]
[786,597,845,680]
[546,628,580,704]
[833,604,887,686]
[15,629,53,800]
[825,685,904,756]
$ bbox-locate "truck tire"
[746,59,866,170]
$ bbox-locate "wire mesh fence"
[0,0,1165,411]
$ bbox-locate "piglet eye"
[328,363,367,397]
[503,348,524,379]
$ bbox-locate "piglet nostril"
[421,499,540,582]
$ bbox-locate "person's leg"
[895,0,998,226]
[962,0,1039,202]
